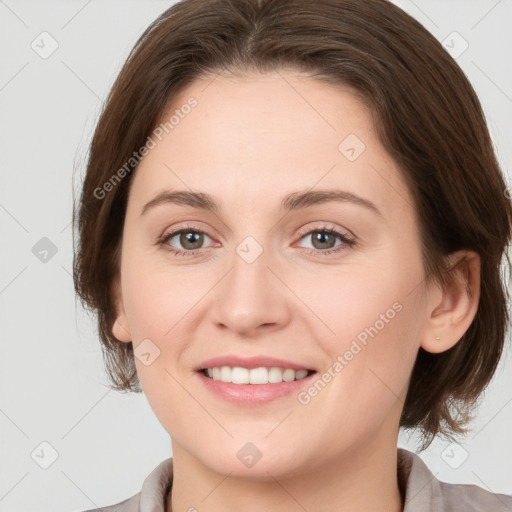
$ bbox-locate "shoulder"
[399,448,512,512]
[438,480,512,511]
[82,492,140,512]
[79,457,173,512]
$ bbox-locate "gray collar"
[89,448,512,512]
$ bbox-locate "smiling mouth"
[200,366,316,385]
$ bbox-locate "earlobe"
[420,250,481,354]
[112,317,132,343]
[111,276,132,343]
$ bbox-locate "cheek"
[119,253,192,393]
[293,259,408,350]
[296,297,420,452]
[121,251,198,341]
[301,256,423,408]
[122,262,198,429]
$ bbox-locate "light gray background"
[0,1,511,510]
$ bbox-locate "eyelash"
[157,223,356,258]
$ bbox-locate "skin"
[112,69,481,512]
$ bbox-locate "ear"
[420,250,481,354]
[111,274,132,343]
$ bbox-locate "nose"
[211,241,292,337]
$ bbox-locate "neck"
[168,435,404,512]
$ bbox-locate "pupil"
[314,231,334,249]
[182,231,203,249]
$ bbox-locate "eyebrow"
[141,189,382,217]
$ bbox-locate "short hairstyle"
[73,0,512,449]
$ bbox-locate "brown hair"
[73,0,512,449]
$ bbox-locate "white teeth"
[231,367,249,384]
[204,366,311,384]
[268,367,283,383]
[249,367,268,384]
[220,366,231,382]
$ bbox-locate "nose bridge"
[212,232,290,333]
[228,233,274,309]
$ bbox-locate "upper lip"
[196,355,315,372]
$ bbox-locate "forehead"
[129,70,414,219]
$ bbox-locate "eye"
[158,223,356,257]
[158,226,214,256]
[295,225,356,256]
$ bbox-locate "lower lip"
[197,371,316,405]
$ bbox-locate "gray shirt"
[83,448,512,511]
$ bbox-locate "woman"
[73,0,512,510]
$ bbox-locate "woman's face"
[113,69,436,477]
